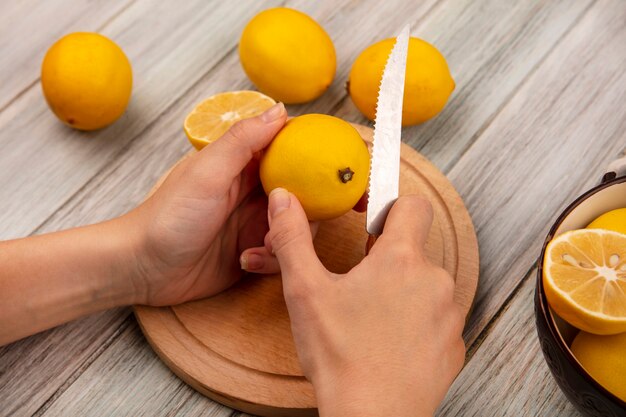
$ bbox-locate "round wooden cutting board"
[134,124,479,417]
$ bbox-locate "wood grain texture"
[0,0,133,111]
[0,0,625,415]
[134,124,478,416]
[447,0,626,344]
[0,308,130,417]
[0,1,280,415]
[26,0,596,354]
[0,0,282,240]
[437,273,581,417]
[29,0,440,234]
[37,317,234,417]
[0,1,442,415]
[334,0,594,169]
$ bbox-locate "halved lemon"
[543,229,626,335]
[183,90,276,150]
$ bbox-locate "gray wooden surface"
[1,0,625,416]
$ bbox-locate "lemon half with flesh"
[543,229,626,335]
[184,91,276,150]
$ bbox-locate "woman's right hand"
[266,188,466,417]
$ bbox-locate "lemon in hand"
[587,208,626,234]
[571,331,626,401]
[543,229,626,335]
[41,32,132,130]
[348,37,454,126]
[260,114,370,221]
[239,8,336,104]
[183,91,276,150]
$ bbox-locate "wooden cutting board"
[134,124,479,417]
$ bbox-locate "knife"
[366,24,410,253]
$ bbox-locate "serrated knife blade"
[366,24,410,238]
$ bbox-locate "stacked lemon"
[543,208,626,401]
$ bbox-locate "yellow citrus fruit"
[571,331,626,401]
[543,229,626,335]
[348,37,454,126]
[184,91,276,150]
[239,8,336,104]
[260,114,370,221]
[587,208,626,235]
[41,32,132,130]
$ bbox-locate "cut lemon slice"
[543,229,626,335]
[183,90,276,150]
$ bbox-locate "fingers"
[240,221,320,274]
[380,195,434,250]
[239,246,280,274]
[267,188,326,281]
[193,102,287,185]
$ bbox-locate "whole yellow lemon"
[260,114,370,221]
[41,32,132,130]
[239,8,336,104]
[571,331,626,401]
[348,37,454,126]
[587,208,626,234]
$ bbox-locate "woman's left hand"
[128,103,294,306]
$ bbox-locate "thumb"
[194,102,287,183]
[267,188,326,280]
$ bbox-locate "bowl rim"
[536,174,626,408]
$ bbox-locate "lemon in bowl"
[561,207,626,402]
[536,178,626,415]
[571,331,626,402]
[587,208,626,234]
[41,32,132,131]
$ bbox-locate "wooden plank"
[0,1,281,415]
[0,0,281,241]
[334,0,594,170]
[0,308,129,417]
[0,3,624,416]
[33,0,440,231]
[35,0,600,360]
[0,0,133,111]
[286,0,442,116]
[38,317,233,417]
[437,273,582,416]
[3,1,442,415]
[448,0,626,344]
[17,0,603,415]
[21,1,444,415]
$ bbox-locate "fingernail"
[261,102,285,123]
[269,187,291,217]
[240,253,264,271]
